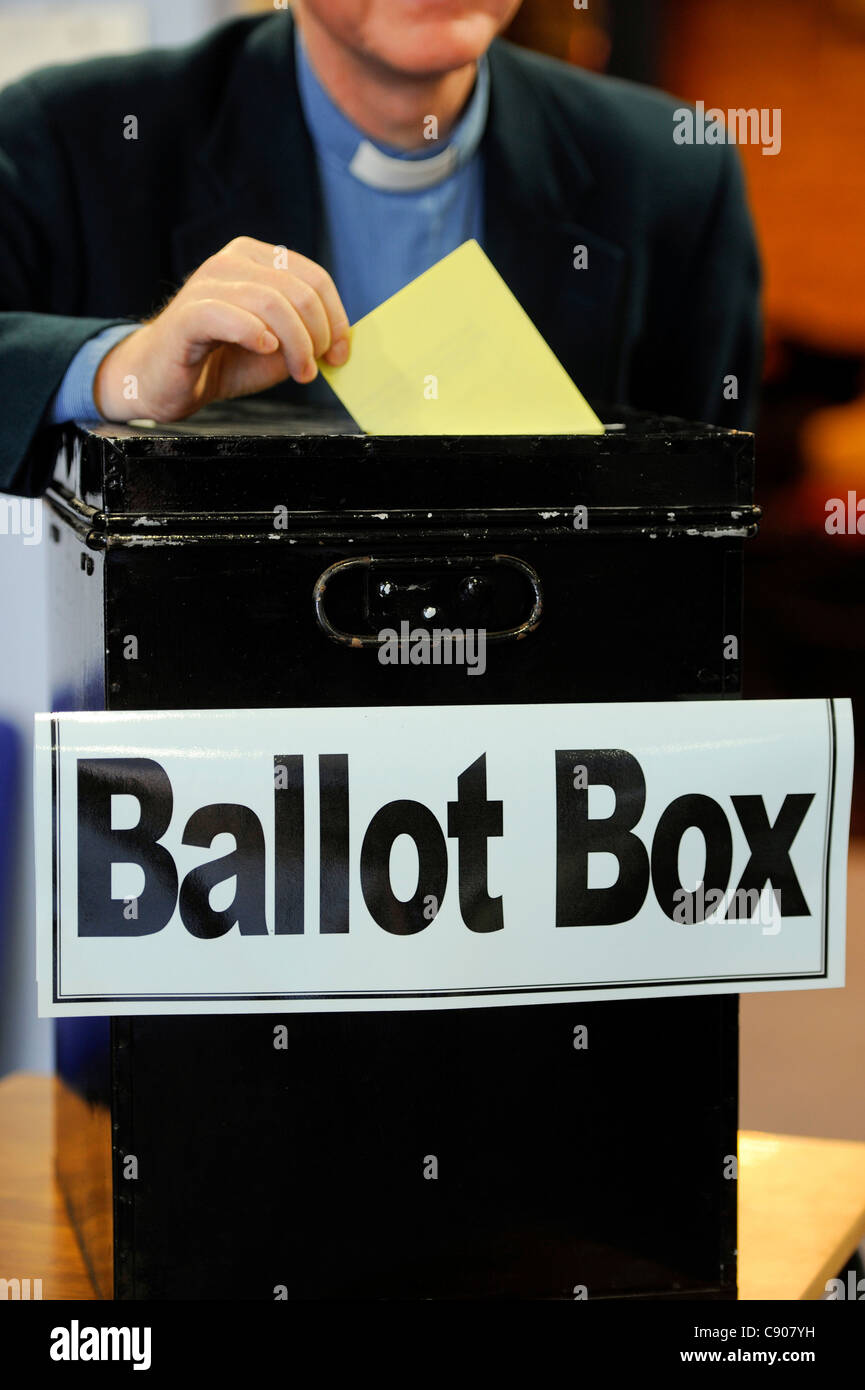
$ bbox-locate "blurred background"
[0,0,863,1141]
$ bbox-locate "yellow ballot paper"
[319,239,604,436]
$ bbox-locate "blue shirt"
[45,26,490,424]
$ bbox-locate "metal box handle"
[313,553,543,648]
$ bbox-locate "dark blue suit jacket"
[0,10,761,494]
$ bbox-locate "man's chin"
[360,16,497,78]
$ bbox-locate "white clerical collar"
[348,139,461,191]
[294,20,490,192]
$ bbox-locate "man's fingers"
[283,254,352,357]
[123,241,353,424]
[183,285,320,381]
[206,238,351,359]
[173,299,287,364]
[213,277,332,365]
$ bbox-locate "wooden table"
[2,1071,864,1300]
[738,1130,865,1300]
[0,1072,93,1298]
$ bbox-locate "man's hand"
[93,236,351,422]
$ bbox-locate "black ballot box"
[45,401,757,1301]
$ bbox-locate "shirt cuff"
[44,322,141,425]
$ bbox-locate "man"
[0,0,761,495]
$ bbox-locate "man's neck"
[293,8,477,151]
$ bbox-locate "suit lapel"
[483,38,628,402]
[171,12,323,284]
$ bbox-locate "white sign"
[35,699,853,1017]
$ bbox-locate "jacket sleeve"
[0,77,135,496]
[634,141,763,432]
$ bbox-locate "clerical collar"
[294,21,490,192]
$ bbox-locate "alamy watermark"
[1,1276,42,1299]
[673,882,783,935]
[377,621,486,676]
[825,1269,865,1300]
[673,101,781,156]
[825,491,865,534]
[50,1321,151,1370]
[0,495,42,545]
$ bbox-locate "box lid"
[47,400,757,541]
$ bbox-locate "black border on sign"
[51,700,837,1005]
